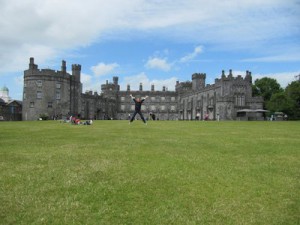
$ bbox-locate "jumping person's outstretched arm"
[142,95,149,100]
[130,94,135,99]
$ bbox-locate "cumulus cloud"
[1,0,298,74]
[121,72,178,91]
[180,45,203,63]
[145,57,171,71]
[91,63,119,76]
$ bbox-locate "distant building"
[0,86,11,103]
[0,86,22,121]
[22,58,264,121]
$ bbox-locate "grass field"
[0,120,299,225]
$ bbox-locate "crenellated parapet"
[175,80,192,92]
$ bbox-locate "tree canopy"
[253,77,300,119]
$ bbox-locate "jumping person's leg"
[130,111,138,122]
[138,111,147,123]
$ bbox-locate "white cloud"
[145,57,171,71]
[0,0,299,75]
[241,53,300,63]
[91,63,119,76]
[121,72,178,91]
[180,45,203,63]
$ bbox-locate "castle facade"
[22,58,264,121]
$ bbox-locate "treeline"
[252,77,300,120]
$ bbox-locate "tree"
[285,81,300,119]
[252,77,283,108]
[267,92,293,115]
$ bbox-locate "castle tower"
[192,73,206,91]
[113,76,120,91]
[29,57,38,70]
[70,64,82,116]
[139,83,143,91]
[151,84,155,91]
[61,60,66,74]
[72,64,81,81]
[245,70,252,83]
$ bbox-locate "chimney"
[151,84,155,91]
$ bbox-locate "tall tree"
[267,92,293,114]
[285,81,300,119]
[252,77,283,108]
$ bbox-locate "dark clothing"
[130,111,146,123]
[134,99,144,111]
[130,98,146,123]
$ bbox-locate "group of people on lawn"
[61,93,153,125]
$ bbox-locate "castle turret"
[113,76,120,91]
[245,70,252,83]
[61,60,66,74]
[222,70,225,78]
[192,73,206,91]
[229,69,233,78]
[139,83,143,91]
[127,84,130,91]
[72,64,81,81]
[151,84,155,91]
[29,57,38,70]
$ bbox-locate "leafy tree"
[267,92,293,115]
[252,77,283,108]
[285,81,300,119]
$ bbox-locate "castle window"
[56,91,61,100]
[36,80,42,87]
[37,91,42,99]
[56,83,61,89]
[161,105,166,110]
[171,105,176,111]
[161,97,165,101]
[151,96,156,101]
[121,105,125,110]
[121,97,125,102]
[150,105,156,111]
[241,95,245,106]
[23,92,26,100]
[171,97,176,101]
[235,95,245,106]
[30,102,34,108]
[48,102,53,108]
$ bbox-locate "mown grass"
[0,120,299,225]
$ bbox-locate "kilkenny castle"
[22,58,264,121]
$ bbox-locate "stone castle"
[22,57,264,121]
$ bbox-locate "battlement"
[24,68,71,79]
[218,70,252,83]
[192,73,206,80]
[72,64,81,71]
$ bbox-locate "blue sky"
[0,0,299,100]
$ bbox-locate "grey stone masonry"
[22,58,263,121]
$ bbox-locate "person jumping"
[129,94,148,124]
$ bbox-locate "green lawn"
[0,120,299,225]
